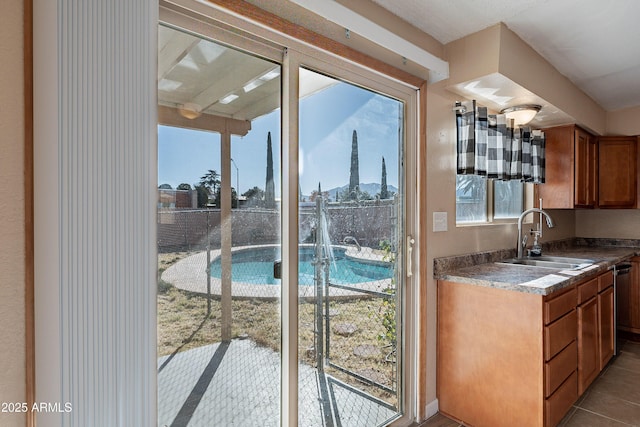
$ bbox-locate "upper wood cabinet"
[598,136,637,208]
[576,128,598,207]
[537,125,597,208]
[537,127,638,209]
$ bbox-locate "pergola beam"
[158,105,251,136]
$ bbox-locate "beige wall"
[606,105,640,136]
[0,0,26,426]
[576,209,640,238]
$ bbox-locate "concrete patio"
[158,339,398,426]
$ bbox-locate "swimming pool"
[209,246,393,285]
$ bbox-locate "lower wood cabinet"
[438,269,615,427]
[598,270,615,370]
[577,295,599,395]
[545,372,577,427]
[598,286,615,369]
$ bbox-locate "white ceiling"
[158,25,336,121]
[370,0,640,112]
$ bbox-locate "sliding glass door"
[157,24,283,426]
[297,68,405,426]
[156,9,417,426]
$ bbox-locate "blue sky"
[158,80,402,196]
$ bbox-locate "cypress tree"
[380,156,389,199]
[348,130,359,200]
[265,131,276,209]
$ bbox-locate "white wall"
[0,1,26,426]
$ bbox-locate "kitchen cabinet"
[577,279,598,395]
[438,281,575,427]
[598,136,637,208]
[619,257,640,333]
[598,286,615,369]
[576,128,598,207]
[536,125,597,208]
[577,271,614,393]
[438,269,615,427]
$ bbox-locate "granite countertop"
[434,239,639,296]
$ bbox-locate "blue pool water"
[209,246,393,285]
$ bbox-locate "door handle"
[273,260,282,279]
[407,236,415,278]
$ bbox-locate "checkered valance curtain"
[456,100,545,183]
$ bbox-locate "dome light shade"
[178,103,202,120]
[500,104,541,126]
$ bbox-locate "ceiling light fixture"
[219,94,239,105]
[178,102,202,120]
[260,69,280,81]
[243,79,264,93]
[500,104,542,126]
[243,69,281,93]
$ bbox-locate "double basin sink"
[497,256,595,270]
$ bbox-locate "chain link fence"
[159,199,401,425]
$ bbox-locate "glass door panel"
[297,68,405,426]
[157,24,282,426]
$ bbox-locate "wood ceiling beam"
[158,105,251,136]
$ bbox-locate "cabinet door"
[598,287,614,370]
[578,296,599,395]
[588,135,598,206]
[537,125,575,208]
[598,137,637,208]
[575,128,597,207]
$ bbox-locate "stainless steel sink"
[497,256,595,270]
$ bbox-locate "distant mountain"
[320,182,398,200]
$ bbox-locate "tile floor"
[419,335,640,427]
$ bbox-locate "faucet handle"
[521,233,529,249]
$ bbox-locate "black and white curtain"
[456,100,545,183]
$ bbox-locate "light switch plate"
[433,211,448,232]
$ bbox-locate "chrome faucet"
[517,208,555,258]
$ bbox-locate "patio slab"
[158,339,397,426]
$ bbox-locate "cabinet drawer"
[578,278,598,304]
[545,288,577,325]
[545,340,577,397]
[545,310,577,361]
[545,371,578,427]
[598,270,614,292]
